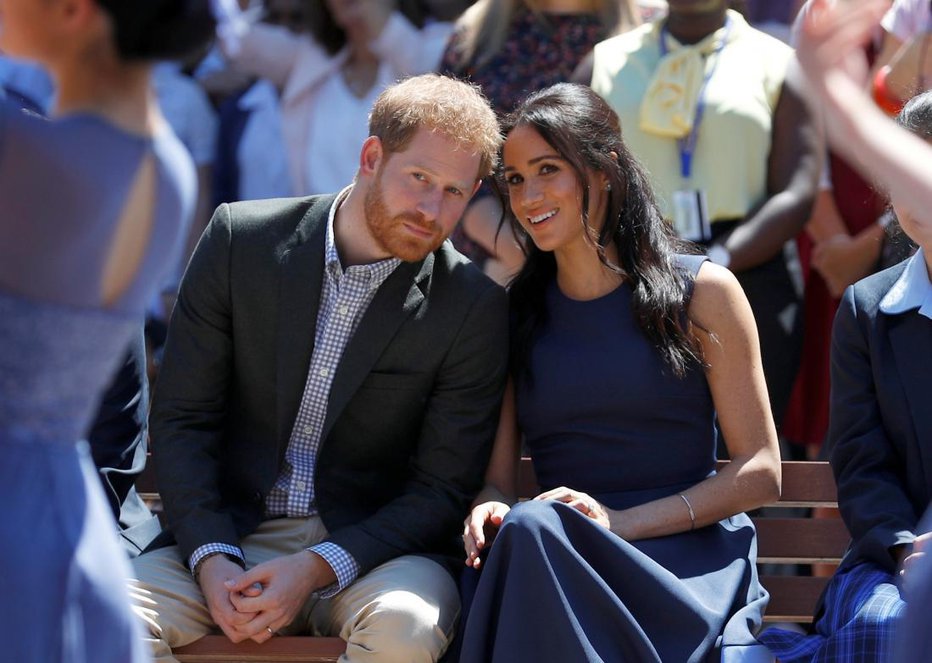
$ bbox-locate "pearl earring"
[605,183,612,191]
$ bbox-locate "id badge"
[671,189,711,243]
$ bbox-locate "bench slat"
[754,517,850,564]
[776,461,838,506]
[174,636,345,662]
[759,575,829,623]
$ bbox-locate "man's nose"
[416,188,443,221]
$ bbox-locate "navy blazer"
[829,258,932,573]
[148,194,509,575]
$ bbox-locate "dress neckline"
[551,278,628,304]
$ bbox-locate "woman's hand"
[534,487,611,530]
[463,501,511,568]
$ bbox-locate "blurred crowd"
[2,0,925,480]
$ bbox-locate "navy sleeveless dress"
[458,256,770,662]
[0,100,194,662]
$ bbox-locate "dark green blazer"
[148,194,508,574]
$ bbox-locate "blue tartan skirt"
[758,561,905,663]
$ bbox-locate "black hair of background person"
[96,0,217,61]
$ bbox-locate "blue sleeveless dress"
[459,256,770,663]
[0,100,194,663]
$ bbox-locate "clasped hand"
[463,487,609,569]
[197,551,324,644]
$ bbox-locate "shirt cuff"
[189,542,246,576]
[308,542,360,598]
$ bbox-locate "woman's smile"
[528,208,559,225]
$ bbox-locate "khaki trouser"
[129,517,459,663]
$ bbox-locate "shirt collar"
[325,186,401,290]
[879,248,932,320]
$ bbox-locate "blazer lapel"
[888,311,932,474]
[275,197,332,455]
[321,252,435,442]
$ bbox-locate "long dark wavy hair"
[500,83,704,380]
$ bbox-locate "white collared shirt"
[880,248,932,320]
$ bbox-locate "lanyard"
[659,16,732,180]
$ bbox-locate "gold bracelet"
[679,493,696,531]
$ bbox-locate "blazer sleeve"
[325,281,509,574]
[829,284,917,572]
[149,204,239,562]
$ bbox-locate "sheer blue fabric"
[0,98,194,663]
[0,101,194,311]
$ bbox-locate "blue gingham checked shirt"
[190,189,401,596]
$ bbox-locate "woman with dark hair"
[457,83,781,662]
[220,0,453,197]
[577,0,821,434]
[0,0,214,661]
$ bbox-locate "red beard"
[364,171,443,262]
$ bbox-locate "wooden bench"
[135,459,848,662]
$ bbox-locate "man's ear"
[359,136,384,177]
[469,179,483,198]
